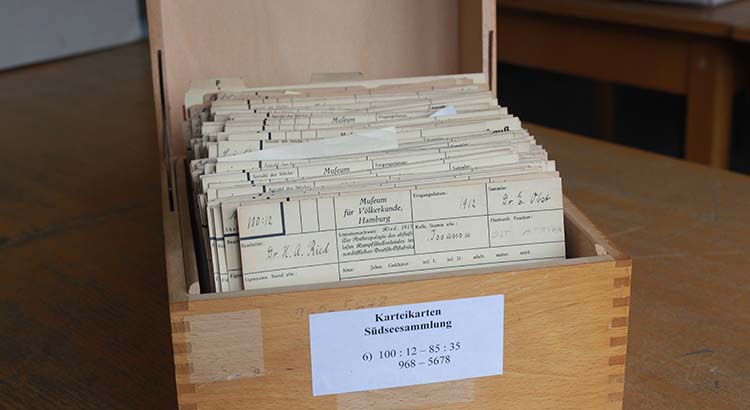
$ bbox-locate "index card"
[218,127,397,162]
[237,177,564,290]
[182,74,567,293]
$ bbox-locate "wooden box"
[146,1,631,409]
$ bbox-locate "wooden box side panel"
[563,196,629,263]
[170,259,630,410]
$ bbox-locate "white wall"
[0,0,147,70]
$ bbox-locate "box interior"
[148,0,624,303]
[164,155,619,303]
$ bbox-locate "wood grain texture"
[0,43,177,410]
[527,123,750,410]
[460,0,483,76]
[170,258,629,410]
[3,41,749,410]
[147,0,497,155]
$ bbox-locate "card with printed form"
[183,74,565,293]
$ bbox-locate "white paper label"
[430,105,457,118]
[308,294,504,396]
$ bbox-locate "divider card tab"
[308,295,504,396]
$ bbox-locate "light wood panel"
[147,0,497,156]
[170,257,629,410]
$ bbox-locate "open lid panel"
[146,0,497,156]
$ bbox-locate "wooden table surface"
[498,0,750,41]
[1,42,748,410]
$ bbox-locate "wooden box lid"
[146,0,496,154]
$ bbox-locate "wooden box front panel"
[170,258,630,410]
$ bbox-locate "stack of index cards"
[184,74,565,293]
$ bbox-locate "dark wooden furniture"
[498,0,750,168]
